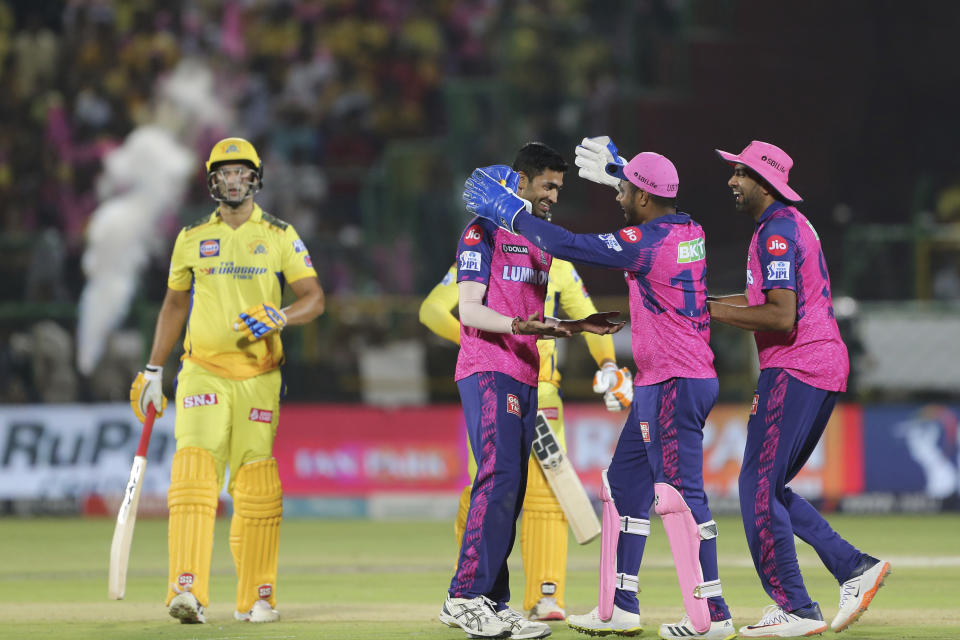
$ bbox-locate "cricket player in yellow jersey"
[422,256,632,620]
[129,138,325,625]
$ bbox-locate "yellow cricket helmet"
[206,137,261,172]
[206,137,263,205]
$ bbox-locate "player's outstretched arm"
[707,292,748,306]
[708,288,795,332]
[558,311,625,336]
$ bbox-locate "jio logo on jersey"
[464,224,483,246]
[619,227,642,244]
[766,235,788,256]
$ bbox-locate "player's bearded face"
[729,164,764,214]
[213,164,256,205]
[617,182,642,225]
[520,170,564,221]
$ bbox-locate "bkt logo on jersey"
[183,393,218,408]
[766,235,789,256]
[677,238,705,263]
[199,239,220,257]
[502,265,548,284]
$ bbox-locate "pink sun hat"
[605,152,679,198]
[715,140,802,203]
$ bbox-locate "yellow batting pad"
[167,447,219,607]
[232,458,283,613]
[521,456,569,610]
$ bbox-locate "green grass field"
[1,513,958,639]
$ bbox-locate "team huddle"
[126,135,889,639]
[430,137,890,640]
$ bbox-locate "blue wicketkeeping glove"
[462,165,531,233]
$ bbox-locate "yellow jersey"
[167,204,317,379]
[420,259,615,386]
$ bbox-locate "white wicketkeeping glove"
[592,362,634,411]
[575,136,626,190]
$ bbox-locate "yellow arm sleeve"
[419,264,461,345]
[555,260,616,366]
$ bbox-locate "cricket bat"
[108,404,156,600]
[531,411,601,544]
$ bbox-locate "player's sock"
[231,458,283,614]
[521,455,568,613]
[166,447,219,607]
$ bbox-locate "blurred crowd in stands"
[0,0,657,402]
[1,1,957,404]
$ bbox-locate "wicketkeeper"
[129,137,325,624]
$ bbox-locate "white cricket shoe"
[659,615,736,639]
[168,591,205,624]
[739,603,827,637]
[830,556,891,632]
[529,596,566,621]
[567,605,643,637]
[439,594,512,638]
[235,599,280,623]
[498,607,552,638]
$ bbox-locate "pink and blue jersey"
[514,211,715,385]
[746,203,848,392]
[455,217,552,386]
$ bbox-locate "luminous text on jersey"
[677,238,705,263]
[502,265,549,284]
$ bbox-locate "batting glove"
[463,165,531,233]
[234,303,287,340]
[592,362,634,411]
[575,136,626,189]
[129,365,167,423]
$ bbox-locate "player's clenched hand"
[562,310,625,336]
[463,165,531,233]
[593,363,633,411]
[575,136,625,189]
[234,303,287,340]
[129,365,167,423]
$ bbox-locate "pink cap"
[715,140,802,203]
[605,152,679,198]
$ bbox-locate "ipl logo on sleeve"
[460,250,481,272]
[767,261,791,281]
